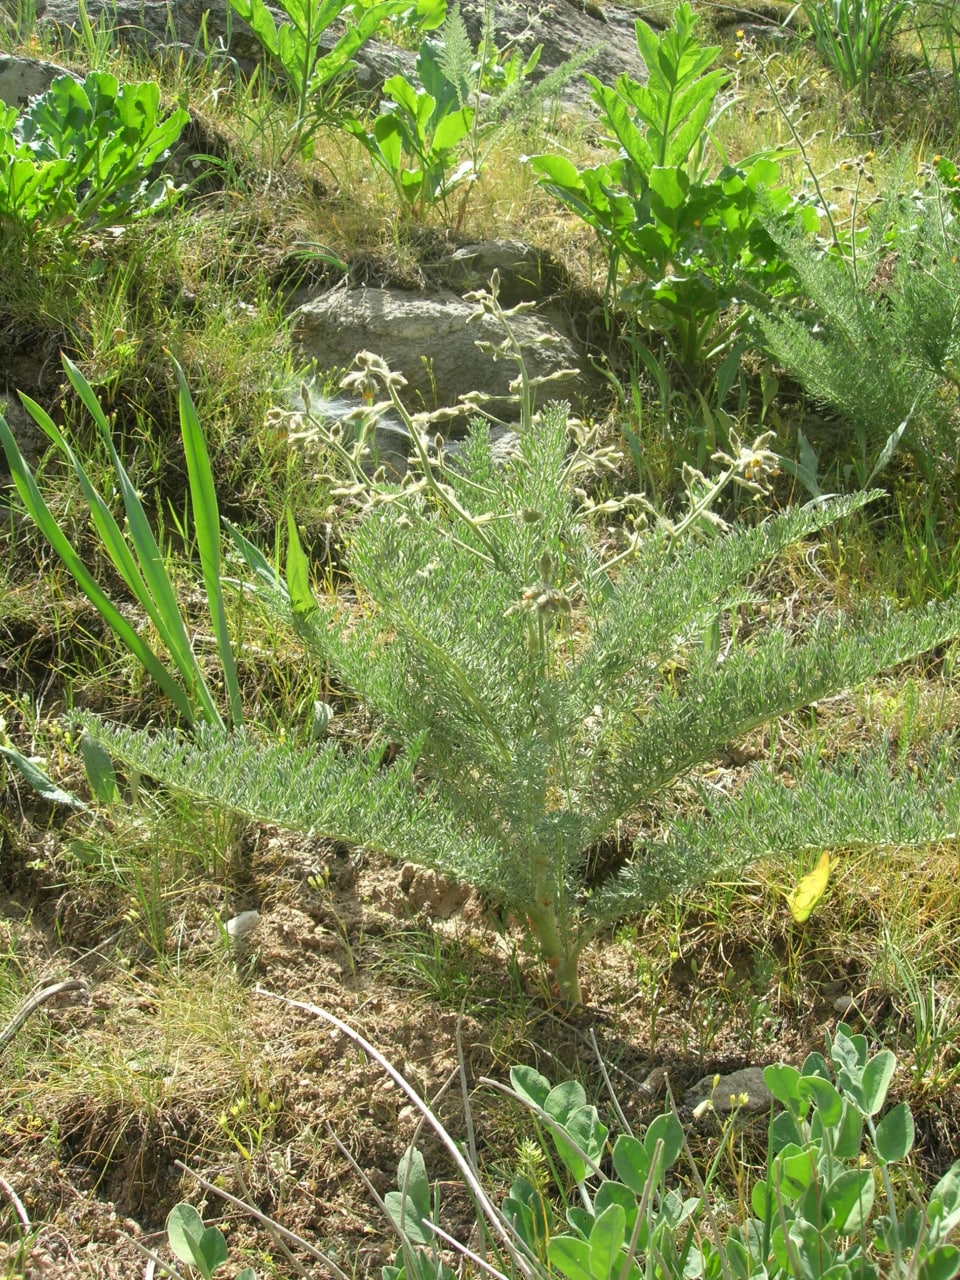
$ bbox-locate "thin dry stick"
[0,1173,30,1228]
[232,1162,310,1278]
[173,1160,352,1280]
[328,1125,514,1280]
[588,1025,635,1137]
[0,979,88,1051]
[255,985,540,1280]
[123,1236,184,1280]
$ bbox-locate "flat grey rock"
[0,54,77,108]
[293,284,589,422]
[684,1066,772,1114]
[31,0,650,106]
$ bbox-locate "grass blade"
[172,356,243,728]
[0,409,196,722]
[59,359,209,689]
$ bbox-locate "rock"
[224,909,261,949]
[0,54,77,107]
[293,283,589,422]
[683,1066,772,1114]
[432,240,566,308]
[283,385,414,478]
[31,0,649,108]
[34,0,270,69]
[458,0,649,109]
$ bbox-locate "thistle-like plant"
[345,2,589,228]
[756,177,960,495]
[73,281,960,1009]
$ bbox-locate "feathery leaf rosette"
[89,404,960,1008]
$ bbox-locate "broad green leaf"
[751,1178,775,1222]
[0,743,87,810]
[166,1203,228,1279]
[788,1218,833,1280]
[374,115,405,172]
[594,1181,639,1239]
[612,1133,649,1194]
[80,731,120,805]
[397,1146,430,1218]
[549,1234,595,1280]
[594,90,654,176]
[286,510,319,619]
[644,1112,684,1173]
[432,106,473,152]
[549,1102,607,1182]
[770,1109,803,1153]
[384,1190,433,1245]
[228,0,281,56]
[648,165,688,215]
[545,1080,588,1126]
[918,1245,960,1280]
[797,1073,843,1125]
[510,1065,551,1109]
[833,1103,864,1159]
[775,1144,817,1200]
[529,152,585,190]
[764,1063,803,1107]
[861,1050,896,1115]
[723,1237,750,1280]
[825,1167,875,1233]
[589,1202,626,1280]
[930,1161,960,1237]
[875,1101,914,1163]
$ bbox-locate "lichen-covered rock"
[0,54,77,108]
[293,283,592,421]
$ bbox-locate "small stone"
[684,1066,771,1114]
[225,910,261,946]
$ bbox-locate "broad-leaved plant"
[530,4,813,376]
[0,72,188,243]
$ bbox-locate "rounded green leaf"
[825,1167,875,1233]
[166,1203,228,1278]
[612,1133,650,1194]
[875,1101,915,1164]
[549,1234,595,1280]
[397,1146,430,1218]
[918,1244,960,1280]
[510,1065,551,1109]
[166,1203,206,1263]
[862,1050,896,1115]
[589,1202,626,1280]
[644,1112,685,1174]
[764,1064,803,1107]
[545,1080,589,1126]
[797,1074,843,1126]
[832,1103,865,1159]
[775,1145,817,1200]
